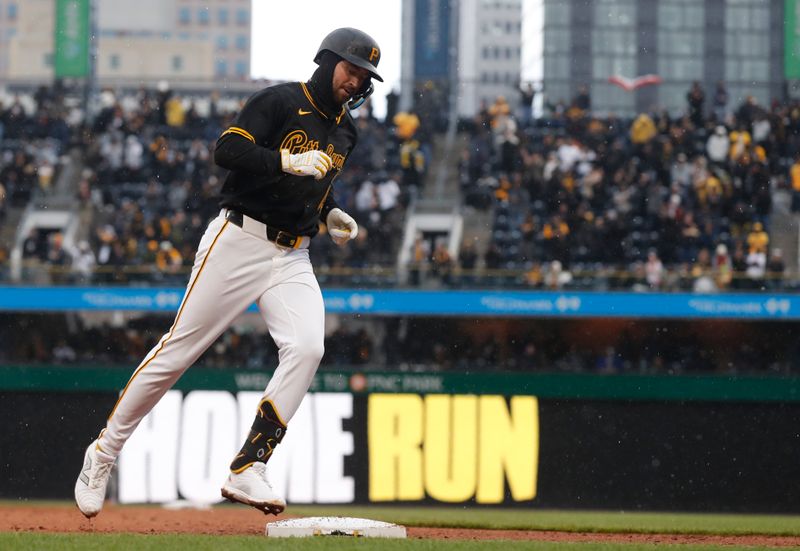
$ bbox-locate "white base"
[266,516,407,538]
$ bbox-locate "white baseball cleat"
[221,462,286,515]
[74,439,115,518]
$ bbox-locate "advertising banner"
[1,287,799,320]
[116,391,540,506]
[3,388,800,512]
[414,0,451,78]
[54,0,91,78]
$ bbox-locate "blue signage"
[0,287,797,320]
[414,0,451,78]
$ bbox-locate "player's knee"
[292,339,324,366]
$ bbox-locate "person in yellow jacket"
[746,222,769,254]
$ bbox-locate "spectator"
[572,84,591,113]
[630,113,657,145]
[713,244,733,290]
[645,250,664,290]
[731,243,748,289]
[713,81,729,122]
[691,248,716,293]
[671,152,692,188]
[22,228,45,261]
[430,240,453,285]
[706,126,730,165]
[746,222,769,254]
[766,248,786,289]
[69,240,96,284]
[745,247,767,289]
[687,81,705,127]
[543,260,572,289]
[46,232,70,284]
[384,88,399,126]
[408,233,429,286]
[519,82,536,127]
[791,155,800,212]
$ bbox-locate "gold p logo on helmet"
[314,27,383,82]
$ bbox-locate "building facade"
[0,0,251,86]
[542,0,785,117]
[401,0,523,118]
[457,0,523,117]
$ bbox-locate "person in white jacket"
[706,125,730,165]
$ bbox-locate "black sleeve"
[321,133,358,221]
[214,89,283,176]
[320,185,340,222]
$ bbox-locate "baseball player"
[75,27,382,518]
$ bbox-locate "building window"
[217,35,229,50]
[109,54,120,70]
[44,53,53,67]
[544,54,571,80]
[543,28,570,54]
[723,0,771,88]
[236,8,249,25]
[725,32,768,57]
[216,59,228,76]
[657,0,706,113]
[7,2,16,20]
[218,8,229,25]
[198,8,209,25]
[172,56,183,72]
[657,31,703,56]
[725,2,769,31]
[178,7,190,24]
[235,60,248,77]
[235,35,248,51]
[545,0,570,26]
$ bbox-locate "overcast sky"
[250,1,402,118]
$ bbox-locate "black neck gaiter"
[307,51,343,117]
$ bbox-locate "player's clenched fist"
[326,208,358,245]
[280,149,332,180]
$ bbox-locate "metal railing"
[5,260,798,292]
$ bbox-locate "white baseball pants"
[97,211,325,459]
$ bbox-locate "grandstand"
[1,77,800,376]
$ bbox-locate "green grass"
[0,533,783,551]
[287,505,800,536]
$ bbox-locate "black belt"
[224,210,303,249]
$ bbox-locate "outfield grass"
[287,505,800,536]
[0,533,785,551]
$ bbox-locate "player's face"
[332,60,370,104]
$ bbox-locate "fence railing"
[6,260,798,292]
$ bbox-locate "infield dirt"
[1,504,799,547]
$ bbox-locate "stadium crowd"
[6,82,800,292]
[3,82,800,374]
[4,84,415,285]
[454,82,798,292]
[1,313,796,376]
[72,87,412,285]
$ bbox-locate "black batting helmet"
[315,27,383,82]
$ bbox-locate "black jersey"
[214,81,358,237]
